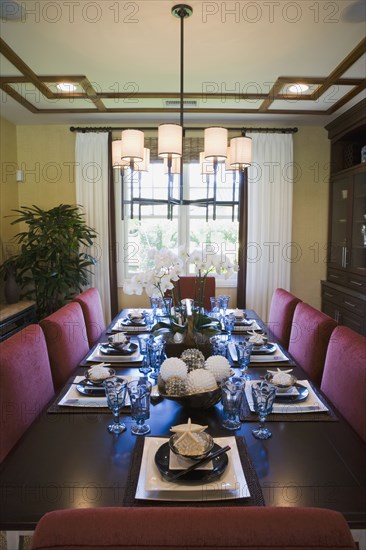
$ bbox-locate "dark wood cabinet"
[0,301,37,342]
[323,99,366,336]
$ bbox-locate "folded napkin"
[229,342,289,363]
[58,375,135,407]
[244,379,329,414]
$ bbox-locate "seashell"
[173,331,185,343]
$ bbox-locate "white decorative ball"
[205,355,232,382]
[160,357,188,382]
[187,369,217,394]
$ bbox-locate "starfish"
[170,418,208,446]
[267,367,293,375]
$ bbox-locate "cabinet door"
[350,171,366,273]
[329,177,350,269]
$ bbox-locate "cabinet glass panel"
[329,178,349,267]
[351,172,366,271]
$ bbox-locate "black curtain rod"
[70,126,298,134]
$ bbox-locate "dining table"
[1,308,365,533]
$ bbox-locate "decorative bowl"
[169,432,214,461]
[159,385,222,409]
[265,372,297,393]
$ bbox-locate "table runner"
[240,381,338,422]
[123,436,264,507]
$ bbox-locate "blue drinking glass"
[223,313,236,341]
[235,341,253,380]
[127,379,152,435]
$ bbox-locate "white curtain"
[246,133,293,321]
[75,132,111,323]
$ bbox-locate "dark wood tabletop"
[1,309,365,531]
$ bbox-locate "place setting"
[85,333,143,364]
[49,364,134,412]
[109,309,152,334]
[239,369,337,423]
[123,418,264,507]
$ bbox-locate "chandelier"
[112,4,252,221]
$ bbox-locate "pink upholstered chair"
[172,276,216,311]
[73,287,106,347]
[267,288,302,348]
[30,506,356,550]
[321,326,366,443]
[288,303,337,386]
[40,302,89,390]
[0,324,54,463]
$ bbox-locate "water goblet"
[210,296,221,314]
[235,341,253,380]
[103,377,127,434]
[219,295,230,316]
[221,378,244,430]
[142,310,154,331]
[137,334,153,375]
[223,312,236,341]
[251,381,277,440]
[147,338,165,381]
[127,379,152,435]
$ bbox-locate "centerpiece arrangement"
[123,245,238,353]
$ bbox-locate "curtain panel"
[245,133,293,321]
[75,132,112,323]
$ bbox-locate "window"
[115,162,239,287]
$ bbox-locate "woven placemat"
[47,383,128,414]
[240,383,338,422]
[123,436,264,507]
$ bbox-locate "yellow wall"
[292,127,330,309]
[0,116,19,261]
[0,120,330,310]
[16,125,76,208]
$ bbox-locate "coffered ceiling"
[0,0,365,126]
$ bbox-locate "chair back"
[321,326,366,443]
[30,506,356,550]
[73,287,106,346]
[0,324,54,463]
[267,288,302,348]
[173,276,216,311]
[40,302,89,390]
[288,302,337,386]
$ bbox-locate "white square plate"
[135,436,250,501]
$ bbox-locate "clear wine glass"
[235,341,253,380]
[103,378,127,434]
[127,379,152,435]
[251,381,277,440]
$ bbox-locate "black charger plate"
[154,442,228,483]
[121,317,146,327]
[100,342,138,356]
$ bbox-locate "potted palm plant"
[4,204,97,319]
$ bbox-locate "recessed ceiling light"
[57,83,77,92]
[288,83,310,94]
